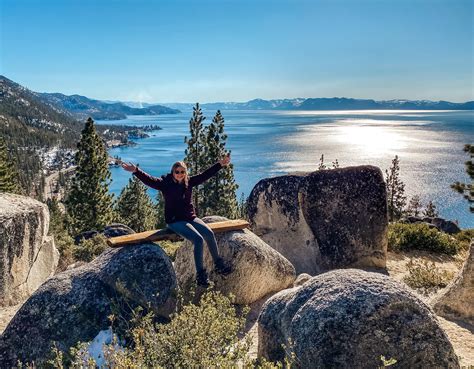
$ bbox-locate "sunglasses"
[174,170,186,174]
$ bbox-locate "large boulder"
[248,166,388,275]
[0,243,177,367]
[174,216,296,304]
[258,269,459,369]
[102,223,135,238]
[0,193,59,306]
[430,217,461,235]
[432,241,474,325]
[74,223,135,244]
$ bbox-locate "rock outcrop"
[293,273,311,287]
[74,223,135,244]
[248,166,388,275]
[102,223,135,238]
[433,241,474,325]
[0,243,177,367]
[174,216,296,304]
[0,193,59,306]
[258,269,459,369]
[430,217,461,234]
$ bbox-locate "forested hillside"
[40,92,180,120]
[0,76,82,148]
[0,76,161,197]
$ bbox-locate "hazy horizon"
[3,74,473,105]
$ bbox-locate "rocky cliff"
[0,193,59,306]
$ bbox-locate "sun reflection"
[275,115,457,179]
[286,119,413,157]
[335,125,407,155]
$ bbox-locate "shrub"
[72,234,108,262]
[47,198,109,270]
[453,228,474,251]
[403,259,454,295]
[53,291,294,368]
[53,227,76,271]
[115,291,251,368]
[157,240,182,261]
[388,223,460,255]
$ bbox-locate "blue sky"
[1,0,473,102]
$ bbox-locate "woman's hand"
[219,154,231,167]
[121,161,138,173]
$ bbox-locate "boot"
[214,258,232,275]
[196,269,210,287]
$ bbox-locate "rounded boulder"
[0,243,177,367]
[258,269,459,369]
[174,216,296,304]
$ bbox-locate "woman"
[121,155,232,287]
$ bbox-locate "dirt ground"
[386,250,473,367]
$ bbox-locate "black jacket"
[133,163,223,223]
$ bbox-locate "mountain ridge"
[39,92,181,120]
[158,97,474,111]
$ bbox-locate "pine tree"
[65,117,115,235]
[0,136,21,194]
[317,154,327,170]
[46,197,75,270]
[184,103,207,214]
[405,195,423,217]
[451,144,474,213]
[237,192,248,220]
[155,191,166,228]
[317,154,340,170]
[423,200,439,218]
[385,155,407,221]
[201,110,239,218]
[115,176,157,232]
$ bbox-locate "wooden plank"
[107,219,250,247]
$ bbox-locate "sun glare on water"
[286,118,427,158]
[335,124,407,155]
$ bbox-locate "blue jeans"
[167,217,220,273]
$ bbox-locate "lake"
[97,109,474,228]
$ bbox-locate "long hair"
[171,161,189,188]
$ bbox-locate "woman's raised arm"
[189,154,231,187]
[121,162,164,190]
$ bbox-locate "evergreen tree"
[116,176,157,232]
[451,144,474,213]
[184,103,207,214]
[237,192,248,220]
[201,110,239,218]
[317,154,339,170]
[65,117,115,235]
[155,191,166,228]
[37,174,46,202]
[423,200,439,218]
[46,197,75,270]
[385,155,407,221]
[0,136,21,194]
[317,154,327,170]
[405,195,423,217]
